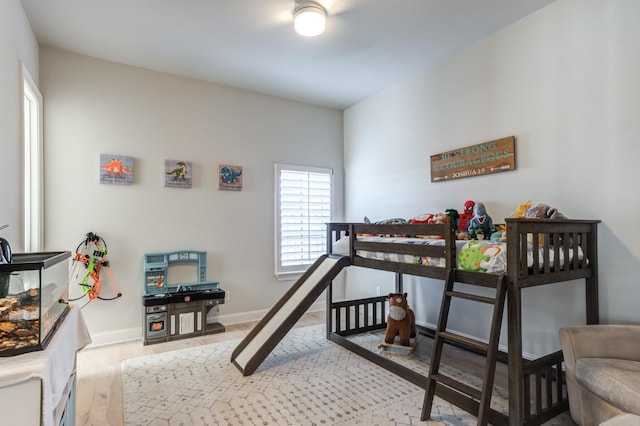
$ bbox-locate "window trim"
[274,163,334,280]
[21,63,44,252]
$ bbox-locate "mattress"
[331,236,583,274]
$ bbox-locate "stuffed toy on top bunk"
[525,203,572,245]
[525,203,567,220]
[467,202,495,240]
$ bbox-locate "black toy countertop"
[143,288,225,306]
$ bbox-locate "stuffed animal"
[525,204,567,220]
[410,212,448,224]
[384,293,416,346]
[490,224,507,241]
[445,209,459,229]
[410,213,434,224]
[509,200,532,218]
[363,216,409,237]
[457,200,475,233]
[411,212,449,238]
[525,204,570,245]
[430,212,449,224]
[467,202,495,239]
[364,216,408,225]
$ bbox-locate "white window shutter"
[275,164,333,278]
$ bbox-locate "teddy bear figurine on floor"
[384,292,416,346]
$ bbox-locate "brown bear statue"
[384,292,416,346]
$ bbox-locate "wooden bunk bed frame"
[325,218,600,426]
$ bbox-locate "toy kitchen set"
[142,250,225,345]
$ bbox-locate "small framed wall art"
[164,160,192,188]
[218,164,243,191]
[100,154,134,185]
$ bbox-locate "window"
[275,163,333,279]
[21,64,43,252]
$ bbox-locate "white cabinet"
[0,378,41,424]
[0,308,90,426]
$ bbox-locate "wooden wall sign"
[430,136,516,182]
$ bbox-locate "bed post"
[507,283,524,425]
[325,223,333,339]
[326,274,333,339]
[506,218,524,425]
[585,221,600,324]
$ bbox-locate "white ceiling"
[20,0,556,109]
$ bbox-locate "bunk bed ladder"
[421,269,508,426]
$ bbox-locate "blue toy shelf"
[143,250,219,296]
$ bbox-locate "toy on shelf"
[68,232,122,307]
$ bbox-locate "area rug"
[122,325,573,425]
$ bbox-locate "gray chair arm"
[560,325,640,372]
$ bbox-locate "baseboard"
[211,301,326,326]
[87,327,143,348]
[85,301,327,348]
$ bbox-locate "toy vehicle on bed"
[326,217,600,426]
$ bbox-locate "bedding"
[331,236,583,275]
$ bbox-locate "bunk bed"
[325,218,600,426]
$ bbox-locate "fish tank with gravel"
[0,251,71,356]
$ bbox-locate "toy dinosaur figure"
[509,200,532,218]
[101,158,132,177]
[467,202,494,239]
[166,161,188,181]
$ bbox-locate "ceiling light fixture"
[294,0,327,37]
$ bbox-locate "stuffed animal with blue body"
[467,202,495,239]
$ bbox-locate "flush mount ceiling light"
[294,0,327,37]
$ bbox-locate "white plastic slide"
[231,254,350,376]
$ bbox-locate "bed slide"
[231,254,350,376]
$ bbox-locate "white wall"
[0,0,39,249]
[39,47,344,341]
[344,0,640,356]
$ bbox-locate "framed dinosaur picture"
[164,160,192,188]
[218,164,243,191]
[100,154,134,185]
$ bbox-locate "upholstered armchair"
[559,325,640,426]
